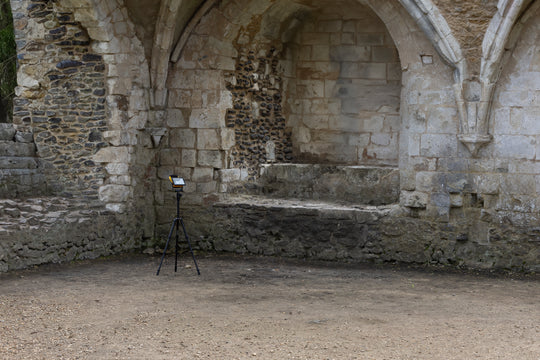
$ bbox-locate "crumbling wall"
[0,0,152,272]
[2,0,539,272]
[12,0,109,196]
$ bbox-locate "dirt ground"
[0,254,538,360]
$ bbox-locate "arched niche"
[282,2,401,166]
[164,0,442,204]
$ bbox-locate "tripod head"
[169,175,185,192]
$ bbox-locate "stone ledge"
[234,164,400,205]
[214,194,398,220]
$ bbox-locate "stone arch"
[161,0,445,202]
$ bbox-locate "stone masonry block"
[427,106,458,134]
[420,134,457,157]
[428,192,451,219]
[166,109,187,128]
[340,62,358,78]
[446,173,471,193]
[94,146,130,163]
[105,163,130,175]
[0,142,35,157]
[318,20,342,32]
[500,174,536,195]
[303,115,329,130]
[159,149,181,166]
[0,156,37,169]
[330,46,370,62]
[197,181,217,194]
[192,167,214,182]
[218,169,241,183]
[311,45,330,61]
[370,132,395,146]
[181,149,197,167]
[98,184,130,203]
[0,124,16,141]
[357,63,386,79]
[494,135,535,160]
[302,32,329,45]
[15,132,34,143]
[189,108,223,128]
[372,47,396,62]
[474,174,500,195]
[400,190,428,208]
[197,129,220,150]
[221,128,235,150]
[198,150,223,168]
[415,171,437,192]
[357,33,384,45]
[169,89,192,108]
[169,128,195,148]
[329,115,361,132]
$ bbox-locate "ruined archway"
[161,0,434,206]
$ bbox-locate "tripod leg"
[174,215,180,272]
[156,218,179,276]
[179,218,201,275]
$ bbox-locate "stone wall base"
[173,197,539,273]
[0,197,143,272]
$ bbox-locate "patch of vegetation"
[0,0,17,123]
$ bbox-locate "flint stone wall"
[11,0,109,197]
[0,0,154,272]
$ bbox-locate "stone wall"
[0,0,154,272]
[184,199,538,271]
[157,0,539,272]
[285,4,401,165]
[0,196,141,272]
[2,0,539,273]
[12,0,109,196]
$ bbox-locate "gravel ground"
[0,254,539,360]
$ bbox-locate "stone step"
[0,170,47,198]
[0,156,39,169]
[215,194,397,215]
[0,124,16,141]
[0,141,36,157]
[252,164,400,205]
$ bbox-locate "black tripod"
[156,189,200,275]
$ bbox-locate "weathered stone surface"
[197,150,223,168]
[98,185,131,203]
[400,191,428,208]
[0,197,143,272]
[0,124,16,141]
[94,147,131,163]
[233,164,400,205]
[170,197,539,272]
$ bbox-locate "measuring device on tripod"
[156,175,200,275]
[169,175,185,189]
